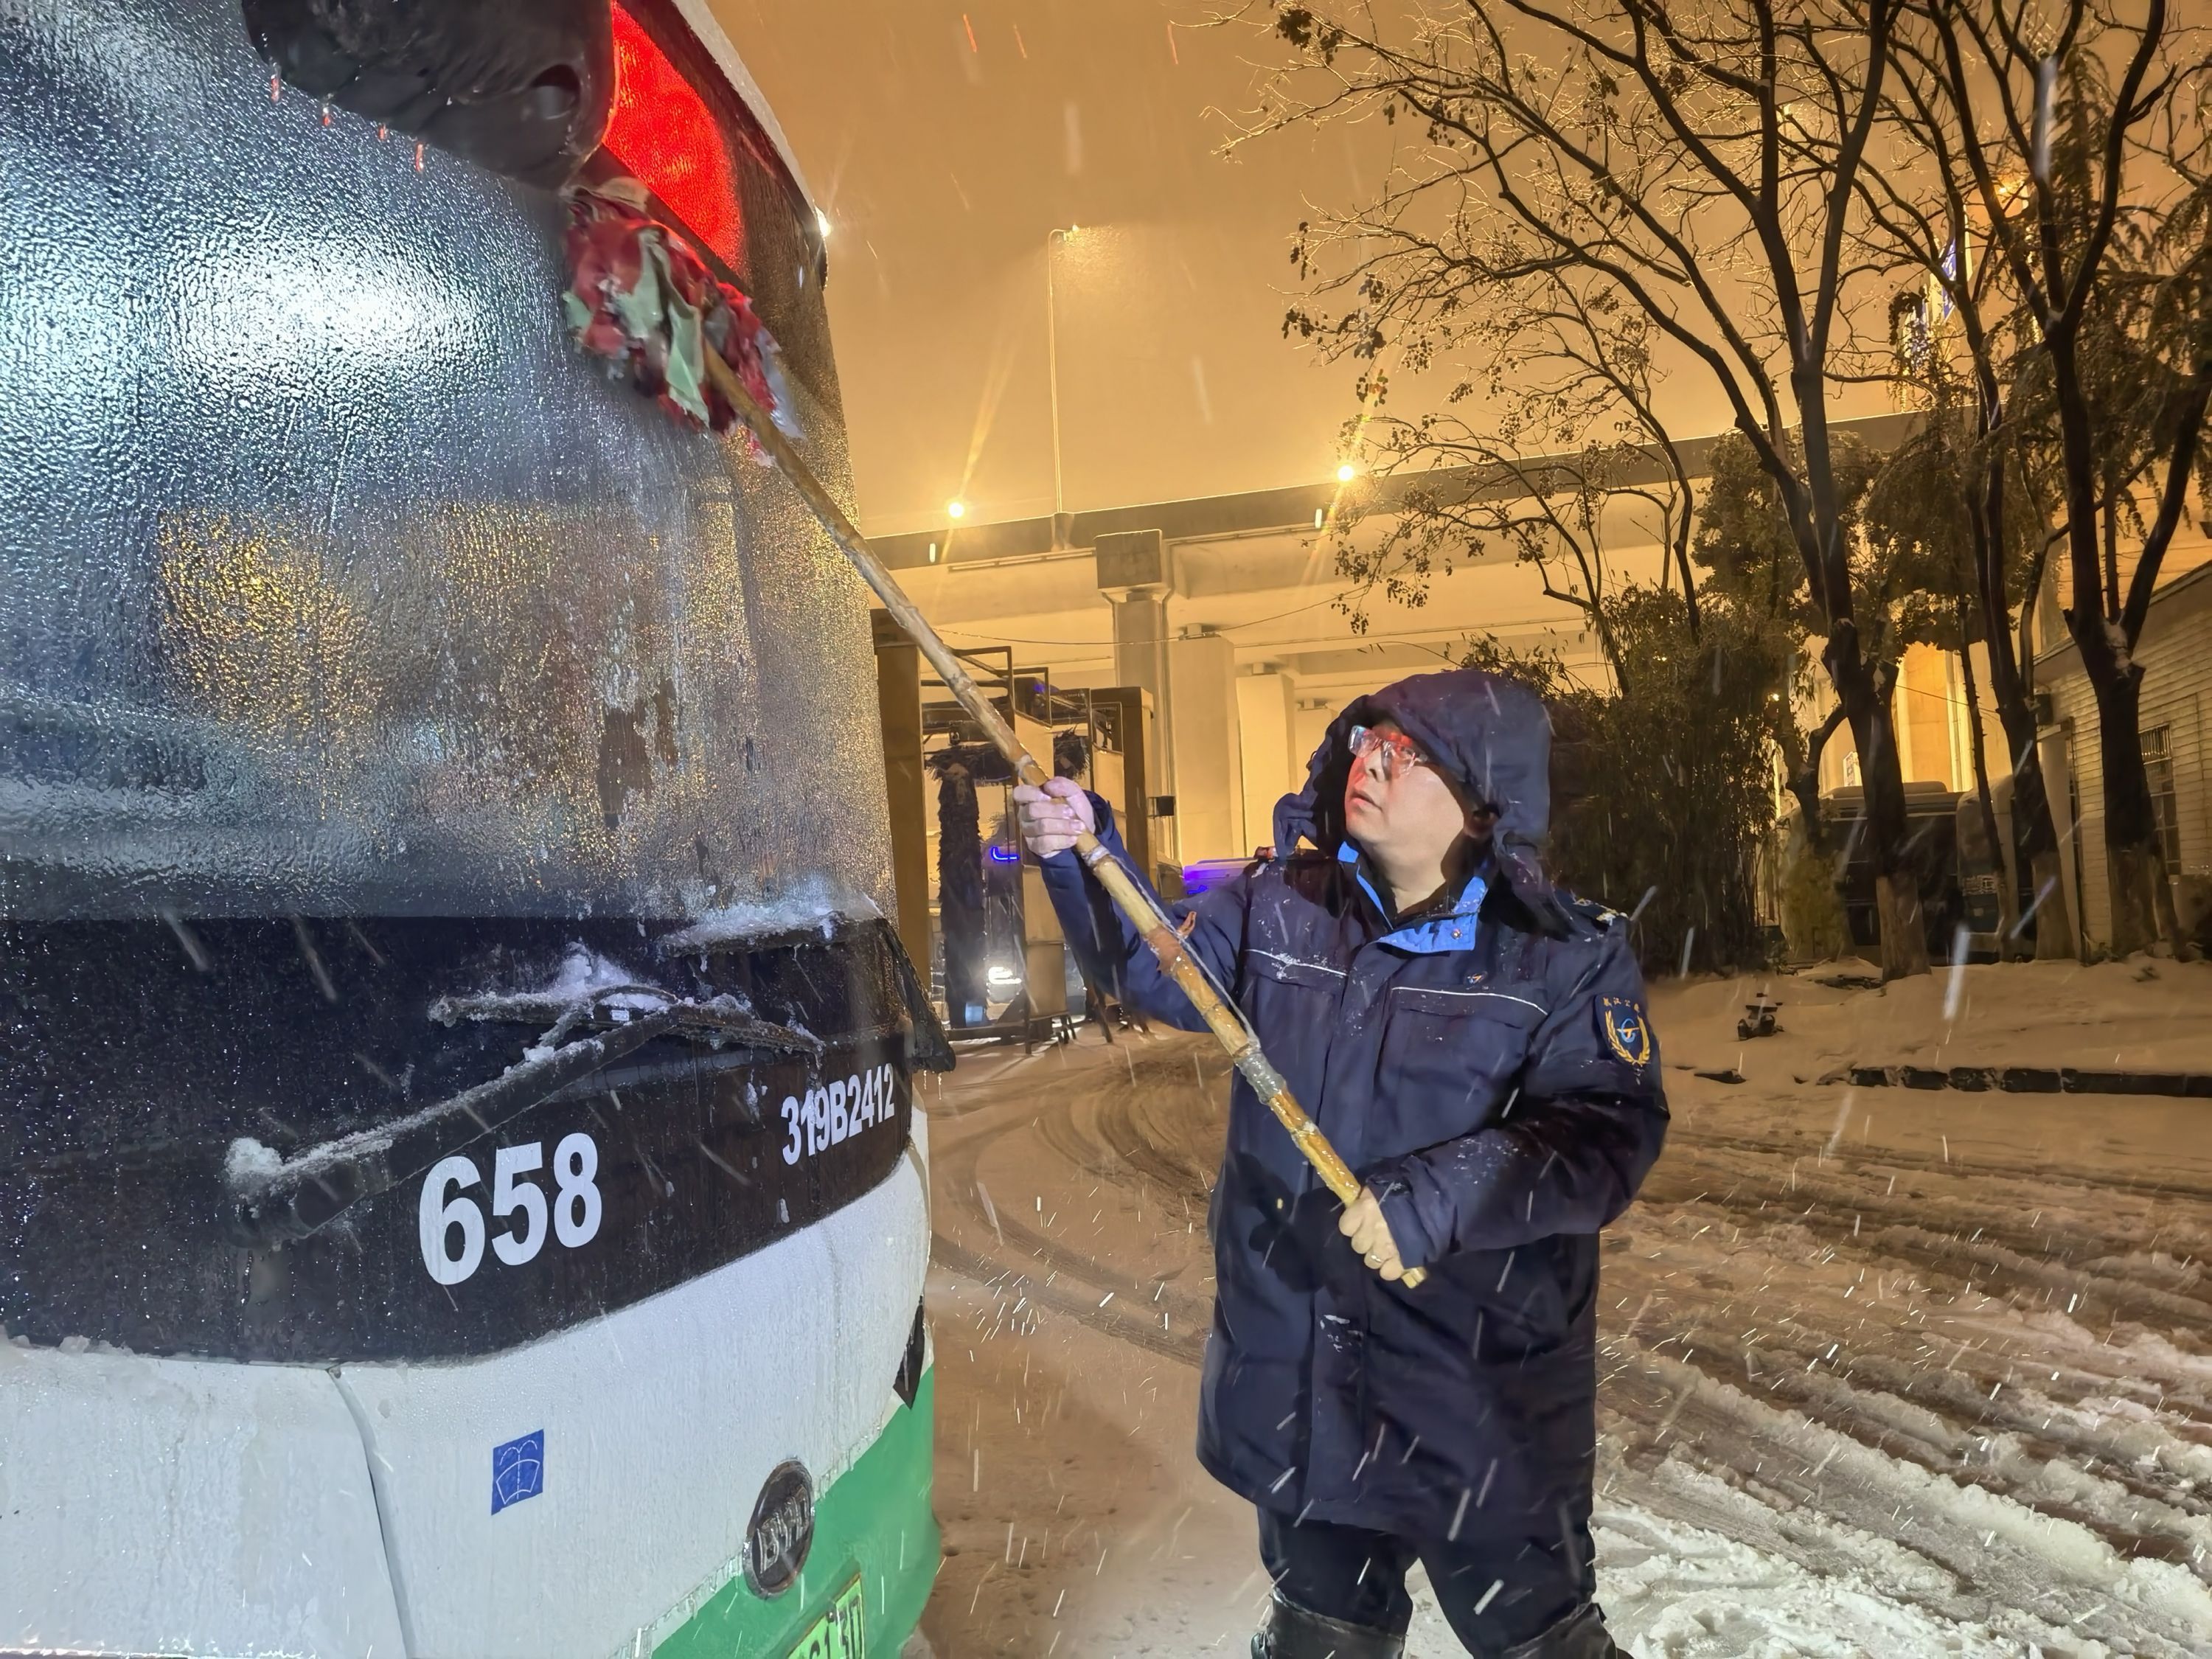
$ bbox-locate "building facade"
[2036,554,2212,950]
[1812,535,2212,955]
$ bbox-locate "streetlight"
[1045,225,1080,537]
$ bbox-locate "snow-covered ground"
[912,959,2212,1656]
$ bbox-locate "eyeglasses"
[1348,725,1429,782]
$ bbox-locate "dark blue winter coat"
[1037,668,1668,1540]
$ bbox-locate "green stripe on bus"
[654,1371,939,1658]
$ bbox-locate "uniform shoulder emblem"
[1566,893,1626,931]
[1596,995,1653,1068]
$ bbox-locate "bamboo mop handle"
[705,357,1422,1289]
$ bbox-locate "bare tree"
[1694,428,1882,848]
[1300,204,1805,972]
[1859,400,2034,954]
[1846,21,2084,957]
[1241,0,1935,976]
[1316,285,1700,692]
[1907,0,2211,953]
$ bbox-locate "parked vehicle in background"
[1823,783,1966,959]
[1954,776,2045,959]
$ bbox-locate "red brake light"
[605,4,744,274]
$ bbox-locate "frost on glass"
[0,0,890,925]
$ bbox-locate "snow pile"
[428,945,672,1032]
[1589,1495,2023,1658]
[661,877,881,953]
[535,945,653,1002]
[1658,956,2212,1077]
[222,1136,285,1190]
[516,944,669,1015]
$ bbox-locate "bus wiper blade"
[428,984,824,1059]
[228,991,821,1247]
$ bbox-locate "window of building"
[2144,724,2181,875]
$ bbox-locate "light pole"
[1045,225,1078,540]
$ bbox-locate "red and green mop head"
[562,178,798,448]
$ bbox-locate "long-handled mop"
[726,373,1417,1289]
[566,185,1420,1288]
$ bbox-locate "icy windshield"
[0,0,869,926]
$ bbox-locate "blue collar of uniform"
[1336,841,1488,954]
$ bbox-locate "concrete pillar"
[1096,529,1178,866]
[1096,529,1174,718]
[1108,591,1173,735]
[870,611,933,975]
[1237,667,1299,855]
[1169,630,1246,863]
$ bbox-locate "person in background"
[1014,668,1666,1659]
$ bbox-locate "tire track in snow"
[928,1021,2212,1651]
[1600,1058,2212,1651]
[1599,1343,2212,1655]
[930,1234,1206,1368]
[925,1034,1216,1368]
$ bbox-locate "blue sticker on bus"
[492,1430,544,1514]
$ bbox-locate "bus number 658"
[418,1133,602,1286]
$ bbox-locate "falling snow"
[912,958,2212,1655]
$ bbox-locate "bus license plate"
[787,1578,865,1659]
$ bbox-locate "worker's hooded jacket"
[1037,668,1668,1540]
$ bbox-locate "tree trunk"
[1990,697,2078,960]
[1952,615,2023,959]
[1832,651,1930,980]
[1787,703,1848,858]
[2091,667,2180,955]
[2046,328,2185,959]
[1967,428,2075,959]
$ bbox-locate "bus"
[0,1,945,1654]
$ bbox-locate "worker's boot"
[1249,1590,1405,1659]
[1497,1601,1626,1659]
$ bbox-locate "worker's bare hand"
[1012,777,1096,856]
[1339,1187,1406,1281]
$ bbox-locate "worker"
[1014,667,1666,1659]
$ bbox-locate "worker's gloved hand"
[1012,778,1096,857]
[1338,1186,1407,1281]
